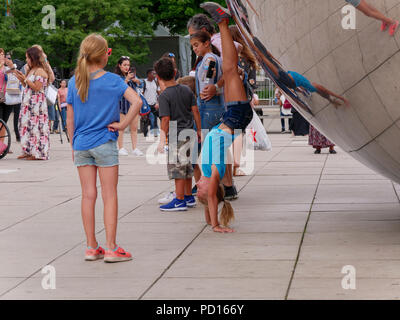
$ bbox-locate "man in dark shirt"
[155,57,201,212]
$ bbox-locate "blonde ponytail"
[76,55,91,102]
[199,183,235,227]
[217,184,234,227]
[74,34,108,103]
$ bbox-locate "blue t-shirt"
[67,72,128,151]
[287,71,317,93]
[201,125,236,179]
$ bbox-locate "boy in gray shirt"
[155,57,201,212]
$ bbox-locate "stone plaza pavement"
[1,131,400,300]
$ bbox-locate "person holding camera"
[114,57,144,157]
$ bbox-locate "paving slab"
[1,129,400,300]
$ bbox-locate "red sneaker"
[381,21,388,31]
[104,246,132,263]
[85,245,105,261]
[389,20,399,36]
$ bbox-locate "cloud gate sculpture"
[227,0,400,183]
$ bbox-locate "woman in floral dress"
[14,46,49,160]
[309,125,336,154]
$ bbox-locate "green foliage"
[150,0,227,35]
[0,0,154,77]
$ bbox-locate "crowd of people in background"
[0,1,347,262]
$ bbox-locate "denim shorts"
[74,140,119,167]
[222,101,253,131]
[47,105,56,121]
[199,102,226,130]
[345,0,361,7]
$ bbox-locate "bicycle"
[0,118,11,159]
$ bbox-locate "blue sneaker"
[160,198,187,212]
[185,195,196,208]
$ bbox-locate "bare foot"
[212,225,235,233]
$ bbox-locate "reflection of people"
[261,54,349,107]
[290,106,309,137]
[197,2,254,233]
[309,125,336,154]
[276,90,292,133]
[345,0,399,36]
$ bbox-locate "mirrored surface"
[227,0,400,183]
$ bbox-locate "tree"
[150,0,226,35]
[0,0,154,78]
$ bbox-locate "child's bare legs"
[118,113,125,150]
[130,114,139,150]
[78,166,98,249]
[358,0,394,25]
[233,134,244,175]
[184,178,193,196]
[194,164,201,183]
[175,179,185,200]
[219,19,247,104]
[98,166,119,250]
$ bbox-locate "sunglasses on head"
[168,53,175,58]
[107,48,112,56]
[121,56,130,60]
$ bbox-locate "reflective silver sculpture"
[227,0,400,183]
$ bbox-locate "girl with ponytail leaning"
[66,34,142,263]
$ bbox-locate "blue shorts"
[74,140,119,167]
[222,101,253,131]
[199,101,225,130]
[345,0,361,7]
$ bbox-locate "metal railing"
[254,69,275,106]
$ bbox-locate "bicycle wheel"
[0,118,11,159]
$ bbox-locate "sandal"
[25,156,43,161]
[17,154,30,159]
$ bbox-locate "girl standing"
[114,58,144,157]
[66,34,142,262]
[190,31,225,190]
[14,47,50,160]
